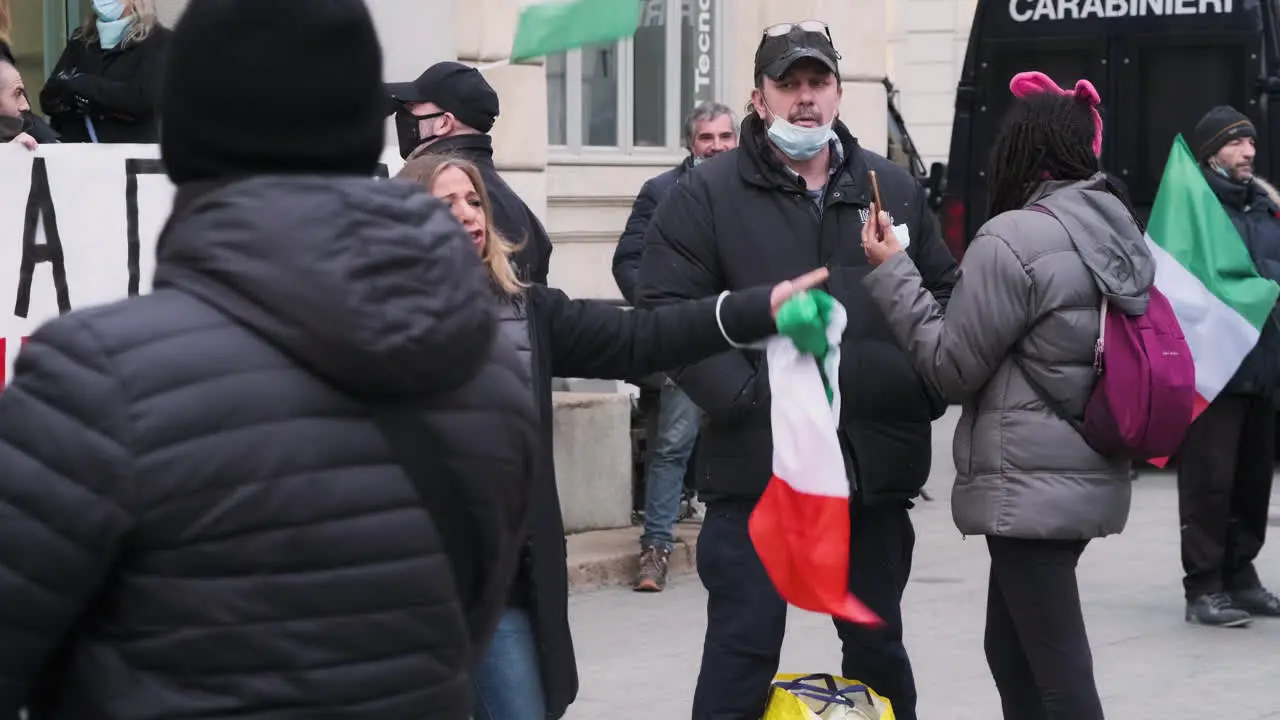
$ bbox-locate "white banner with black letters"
[0,144,408,384]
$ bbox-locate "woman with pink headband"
[859,71,1153,720]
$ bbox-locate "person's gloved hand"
[44,69,78,98]
[41,69,81,114]
[46,69,91,104]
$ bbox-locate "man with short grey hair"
[612,100,738,592]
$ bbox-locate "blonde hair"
[75,0,159,47]
[397,154,528,297]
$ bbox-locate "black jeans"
[1176,394,1275,599]
[984,536,1102,720]
[691,498,916,720]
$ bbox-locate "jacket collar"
[407,133,496,169]
[1201,166,1278,213]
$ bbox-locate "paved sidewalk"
[563,471,1280,720]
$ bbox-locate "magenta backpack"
[1023,204,1197,460]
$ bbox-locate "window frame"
[37,0,82,74]
[549,0,725,164]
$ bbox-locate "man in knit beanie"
[0,0,537,717]
[1176,104,1280,628]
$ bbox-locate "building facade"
[888,0,978,165]
[8,0,979,300]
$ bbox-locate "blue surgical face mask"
[764,105,834,161]
[93,0,126,22]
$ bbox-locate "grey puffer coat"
[863,174,1154,539]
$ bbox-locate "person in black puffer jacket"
[637,23,958,720]
[0,2,537,718]
[1175,106,1280,629]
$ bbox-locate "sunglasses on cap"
[760,20,834,44]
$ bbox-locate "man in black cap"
[0,1,537,717]
[1176,105,1280,628]
[638,20,957,720]
[388,62,552,284]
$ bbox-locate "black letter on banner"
[124,159,166,297]
[374,163,390,179]
[15,158,72,318]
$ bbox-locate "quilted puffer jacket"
[864,174,1153,540]
[0,176,538,719]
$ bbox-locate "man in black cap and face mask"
[388,62,552,285]
[1176,105,1280,628]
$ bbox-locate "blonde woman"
[40,0,168,143]
[398,154,827,720]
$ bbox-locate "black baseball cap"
[385,61,500,133]
[754,22,840,81]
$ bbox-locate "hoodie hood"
[153,175,495,398]
[1030,173,1155,315]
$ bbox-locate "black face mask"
[395,109,444,159]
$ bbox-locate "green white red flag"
[748,290,881,626]
[510,0,641,63]
[1146,135,1280,465]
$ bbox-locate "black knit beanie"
[1191,105,1256,163]
[160,0,386,185]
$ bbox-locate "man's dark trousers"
[691,496,917,719]
[1177,393,1276,599]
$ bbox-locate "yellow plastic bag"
[763,673,896,720]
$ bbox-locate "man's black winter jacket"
[0,176,538,719]
[638,114,958,504]
[612,156,694,303]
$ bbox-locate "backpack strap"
[1028,202,1109,369]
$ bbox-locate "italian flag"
[748,290,881,626]
[510,0,642,63]
[1146,135,1280,465]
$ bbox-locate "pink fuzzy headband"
[1009,71,1103,157]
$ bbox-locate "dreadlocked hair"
[985,91,1100,217]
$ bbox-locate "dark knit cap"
[160,0,386,185]
[1191,105,1257,162]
